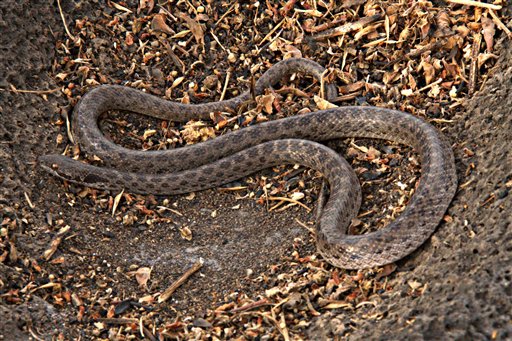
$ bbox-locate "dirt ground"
[1,1,511,340]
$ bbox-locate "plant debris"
[1,0,510,339]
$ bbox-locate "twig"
[320,69,328,99]
[238,312,290,341]
[489,9,512,39]
[29,282,61,293]
[41,225,70,261]
[95,318,139,324]
[417,78,443,93]
[217,185,249,192]
[459,178,474,190]
[280,0,298,16]
[140,317,158,341]
[215,2,236,26]
[267,196,311,212]
[311,14,382,41]
[258,18,285,46]
[209,29,227,51]
[57,0,76,41]
[469,33,482,96]
[158,258,204,303]
[275,87,310,98]
[294,218,315,234]
[305,294,321,316]
[62,110,75,144]
[333,92,361,103]
[27,326,45,341]
[5,85,62,95]
[279,311,290,341]
[304,15,347,33]
[219,71,231,101]
[156,206,184,216]
[446,0,502,10]
[229,299,271,313]
[24,192,35,209]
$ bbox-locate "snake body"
[39,58,457,269]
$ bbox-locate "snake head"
[38,154,110,187]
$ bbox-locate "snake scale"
[39,58,457,269]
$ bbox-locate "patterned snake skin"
[39,58,457,269]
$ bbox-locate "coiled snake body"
[39,58,457,269]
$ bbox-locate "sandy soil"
[1,1,510,340]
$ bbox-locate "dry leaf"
[152,14,174,34]
[339,81,365,94]
[269,37,285,52]
[0,250,8,263]
[112,189,124,216]
[290,192,304,201]
[212,112,228,129]
[375,263,397,280]
[180,13,204,45]
[408,74,417,91]
[258,94,275,114]
[481,17,495,52]
[408,280,422,290]
[366,147,381,161]
[435,11,453,37]
[171,76,185,89]
[401,88,414,97]
[125,33,134,46]
[172,30,191,39]
[55,73,68,81]
[265,287,281,297]
[111,1,132,13]
[182,122,215,144]
[323,301,353,310]
[340,0,365,8]
[398,26,411,44]
[43,237,62,260]
[283,44,302,59]
[143,129,157,140]
[127,267,152,289]
[420,60,436,85]
[138,0,154,14]
[179,226,193,241]
[139,295,155,304]
[314,95,337,110]
[107,305,116,318]
[477,53,498,67]
[383,70,400,84]
[427,83,441,98]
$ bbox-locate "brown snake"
[39,58,457,269]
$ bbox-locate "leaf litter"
[2,0,509,339]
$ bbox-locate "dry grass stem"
[267,196,312,212]
[57,0,76,41]
[446,0,502,10]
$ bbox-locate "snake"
[39,58,457,269]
